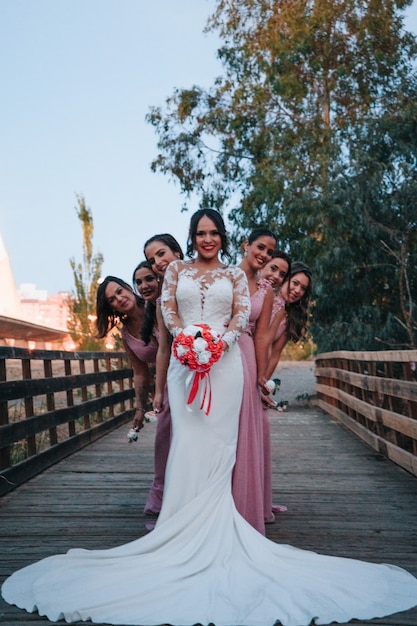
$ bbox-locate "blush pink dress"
[121,324,171,516]
[232,278,271,535]
[263,293,287,523]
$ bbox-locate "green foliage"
[147,0,417,351]
[67,194,105,351]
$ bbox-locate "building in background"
[0,232,72,349]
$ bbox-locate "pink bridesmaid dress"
[264,293,287,523]
[120,326,171,516]
[232,279,270,535]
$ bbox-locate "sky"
[1,0,417,296]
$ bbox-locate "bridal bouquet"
[173,324,223,415]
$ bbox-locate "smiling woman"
[3,211,417,626]
[233,227,277,534]
[95,275,158,432]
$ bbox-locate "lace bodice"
[161,260,250,347]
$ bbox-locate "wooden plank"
[0,410,134,497]
[315,397,417,477]
[316,349,417,362]
[1,402,417,625]
[0,389,135,445]
[315,366,417,403]
[316,383,417,441]
[0,368,133,401]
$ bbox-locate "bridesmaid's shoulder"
[223,264,247,281]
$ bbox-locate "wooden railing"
[0,346,136,496]
[315,350,417,478]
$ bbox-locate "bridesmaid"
[232,227,277,535]
[264,261,313,382]
[258,250,291,522]
[142,234,184,517]
[258,250,291,409]
[262,261,312,523]
[96,273,159,432]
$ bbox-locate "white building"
[0,232,71,349]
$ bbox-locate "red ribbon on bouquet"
[187,370,213,416]
[173,324,223,417]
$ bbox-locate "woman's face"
[133,267,159,302]
[144,241,180,276]
[260,257,289,289]
[245,235,276,271]
[194,215,222,261]
[105,281,137,314]
[282,272,310,304]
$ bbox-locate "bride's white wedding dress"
[2,261,417,626]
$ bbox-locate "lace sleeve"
[160,261,183,337]
[222,267,250,348]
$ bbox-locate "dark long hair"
[143,233,184,259]
[132,260,159,346]
[284,262,313,343]
[247,227,277,245]
[186,209,231,262]
[96,276,144,339]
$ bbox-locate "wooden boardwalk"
[1,398,417,625]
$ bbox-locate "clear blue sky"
[1,0,416,295]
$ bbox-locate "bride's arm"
[222,267,250,349]
[160,260,183,337]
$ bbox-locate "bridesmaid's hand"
[132,408,145,430]
[153,392,164,413]
[257,377,270,396]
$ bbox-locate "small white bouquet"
[127,427,139,443]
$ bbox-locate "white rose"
[197,350,211,365]
[176,344,189,357]
[194,337,208,352]
[265,379,276,393]
[184,324,201,336]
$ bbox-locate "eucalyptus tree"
[147,0,417,350]
[317,94,417,351]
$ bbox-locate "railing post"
[0,356,10,470]
[44,359,58,446]
[106,357,114,418]
[65,358,76,437]
[94,358,103,423]
[79,359,91,430]
[22,357,36,457]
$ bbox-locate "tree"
[146,0,417,351]
[321,96,417,350]
[67,195,104,351]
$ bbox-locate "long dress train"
[2,261,417,626]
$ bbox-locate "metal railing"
[315,350,417,477]
[0,346,135,496]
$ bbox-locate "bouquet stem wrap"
[173,324,223,416]
[187,370,212,415]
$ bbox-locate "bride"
[2,209,417,626]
